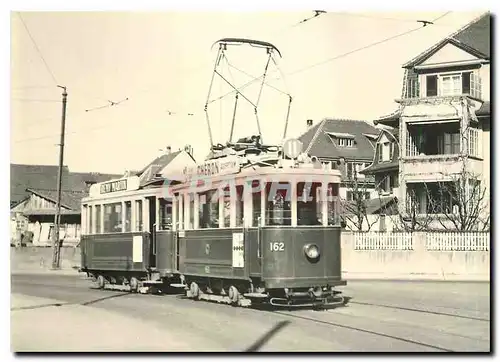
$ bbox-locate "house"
[367,12,491,231]
[297,118,380,201]
[138,145,197,186]
[10,164,122,246]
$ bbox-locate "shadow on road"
[244,320,292,352]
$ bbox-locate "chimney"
[165,146,171,155]
[184,144,193,156]
[306,119,313,128]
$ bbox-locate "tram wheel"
[96,275,106,289]
[228,286,240,304]
[190,282,200,299]
[129,277,139,293]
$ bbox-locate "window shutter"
[452,133,461,154]
[462,71,471,95]
[389,143,393,160]
[426,75,438,96]
[378,144,382,162]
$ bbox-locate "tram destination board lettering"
[183,158,240,181]
[100,179,128,194]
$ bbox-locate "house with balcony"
[369,12,491,230]
[298,118,380,201]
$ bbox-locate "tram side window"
[159,199,172,230]
[103,203,122,233]
[265,182,291,226]
[188,194,195,229]
[297,182,322,226]
[235,185,244,227]
[124,201,132,232]
[88,206,93,234]
[95,205,101,234]
[199,190,219,228]
[135,200,143,231]
[82,205,87,234]
[251,180,261,227]
[327,183,341,226]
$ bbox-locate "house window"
[426,72,482,98]
[338,138,354,147]
[347,162,367,179]
[407,123,461,156]
[426,75,438,96]
[468,127,480,158]
[441,74,462,96]
[406,76,420,98]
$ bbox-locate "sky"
[9,5,490,174]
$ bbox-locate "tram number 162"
[270,242,285,252]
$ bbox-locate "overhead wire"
[12,11,455,146]
[16,12,59,86]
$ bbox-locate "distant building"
[10,145,198,246]
[10,164,121,246]
[297,118,380,200]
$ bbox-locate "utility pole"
[51,85,67,270]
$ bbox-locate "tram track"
[271,310,456,352]
[348,301,489,322]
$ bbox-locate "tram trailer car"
[80,143,348,308]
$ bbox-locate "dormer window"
[338,138,354,147]
[326,132,356,148]
[378,142,393,162]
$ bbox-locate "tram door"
[147,196,157,268]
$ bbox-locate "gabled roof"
[360,128,400,175]
[298,119,379,161]
[10,163,121,207]
[138,150,182,176]
[403,12,491,68]
[26,188,86,211]
[10,164,70,206]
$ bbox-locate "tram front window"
[327,183,341,226]
[265,182,291,226]
[297,182,322,226]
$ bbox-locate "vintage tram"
[79,138,348,308]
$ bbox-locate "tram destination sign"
[100,179,128,194]
[183,157,241,182]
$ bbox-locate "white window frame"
[338,138,354,147]
[423,69,482,98]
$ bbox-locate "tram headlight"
[304,244,320,260]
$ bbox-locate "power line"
[16,12,58,86]
[12,98,61,103]
[11,11,456,146]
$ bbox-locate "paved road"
[11,273,491,352]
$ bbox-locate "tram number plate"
[270,242,285,252]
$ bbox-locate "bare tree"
[340,167,379,231]
[426,158,490,231]
[390,188,436,232]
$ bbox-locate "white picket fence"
[351,231,490,251]
[353,232,413,250]
[426,232,490,251]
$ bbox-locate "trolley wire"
[16,12,59,86]
[12,11,455,145]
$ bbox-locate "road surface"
[11,273,491,352]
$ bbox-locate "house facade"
[368,12,491,231]
[297,118,380,201]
